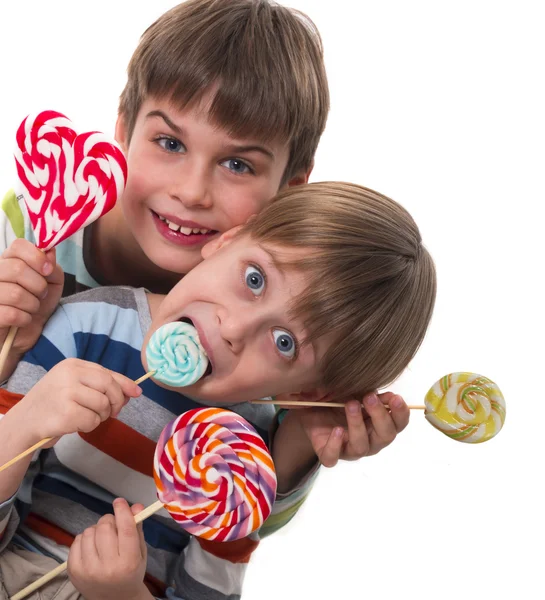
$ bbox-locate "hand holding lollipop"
[0,321,210,472]
[252,371,506,445]
[10,406,277,600]
[0,110,127,374]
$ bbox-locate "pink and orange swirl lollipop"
[154,407,277,541]
[10,406,277,600]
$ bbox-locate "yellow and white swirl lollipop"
[252,371,506,444]
[424,372,506,443]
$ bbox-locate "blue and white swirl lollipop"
[146,322,209,387]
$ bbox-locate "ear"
[284,160,314,188]
[201,224,244,259]
[114,113,129,153]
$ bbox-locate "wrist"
[6,401,47,446]
[132,585,154,600]
[273,410,317,494]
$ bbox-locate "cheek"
[124,147,165,197]
[218,188,275,228]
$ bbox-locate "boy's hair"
[243,182,437,401]
[119,0,329,183]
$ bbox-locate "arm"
[0,359,140,504]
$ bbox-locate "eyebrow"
[146,110,275,161]
[146,110,183,135]
[256,244,287,281]
[223,143,275,161]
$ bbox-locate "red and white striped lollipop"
[14,110,127,250]
[154,407,277,541]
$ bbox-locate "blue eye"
[222,158,252,175]
[157,137,185,153]
[273,329,296,359]
[245,265,265,296]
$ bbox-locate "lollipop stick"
[10,500,163,600]
[0,371,155,474]
[0,436,53,474]
[135,370,155,385]
[250,399,425,409]
[0,326,19,378]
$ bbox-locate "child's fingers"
[2,238,54,276]
[94,514,119,562]
[80,526,100,570]
[110,371,143,401]
[318,427,344,468]
[0,259,49,299]
[67,532,84,575]
[0,303,33,329]
[44,261,64,287]
[72,387,115,426]
[114,498,145,560]
[0,283,42,314]
[343,400,371,458]
[363,393,397,446]
[77,366,132,418]
[43,247,57,267]
[384,394,410,433]
[130,502,148,556]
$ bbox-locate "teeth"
[160,215,211,235]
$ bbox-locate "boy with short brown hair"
[0,181,436,600]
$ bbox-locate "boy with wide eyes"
[0,182,436,600]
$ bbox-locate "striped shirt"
[0,286,318,599]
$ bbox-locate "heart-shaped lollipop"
[0,111,128,377]
[14,110,127,250]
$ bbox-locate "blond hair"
[244,182,437,401]
[119,0,329,182]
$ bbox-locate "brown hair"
[119,0,329,183]
[244,182,437,401]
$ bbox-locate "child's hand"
[0,239,64,355]
[68,498,151,600]
[18,358,142,446]
[287,391,410,467]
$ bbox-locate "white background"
[0,1,543,599]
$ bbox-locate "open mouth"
[179,317,213,377]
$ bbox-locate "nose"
[217,307,260,354]
[170,161,213,209]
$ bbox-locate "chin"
[149,246,204,275]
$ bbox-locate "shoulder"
[61,285,144,310]
[58,286,150,346]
